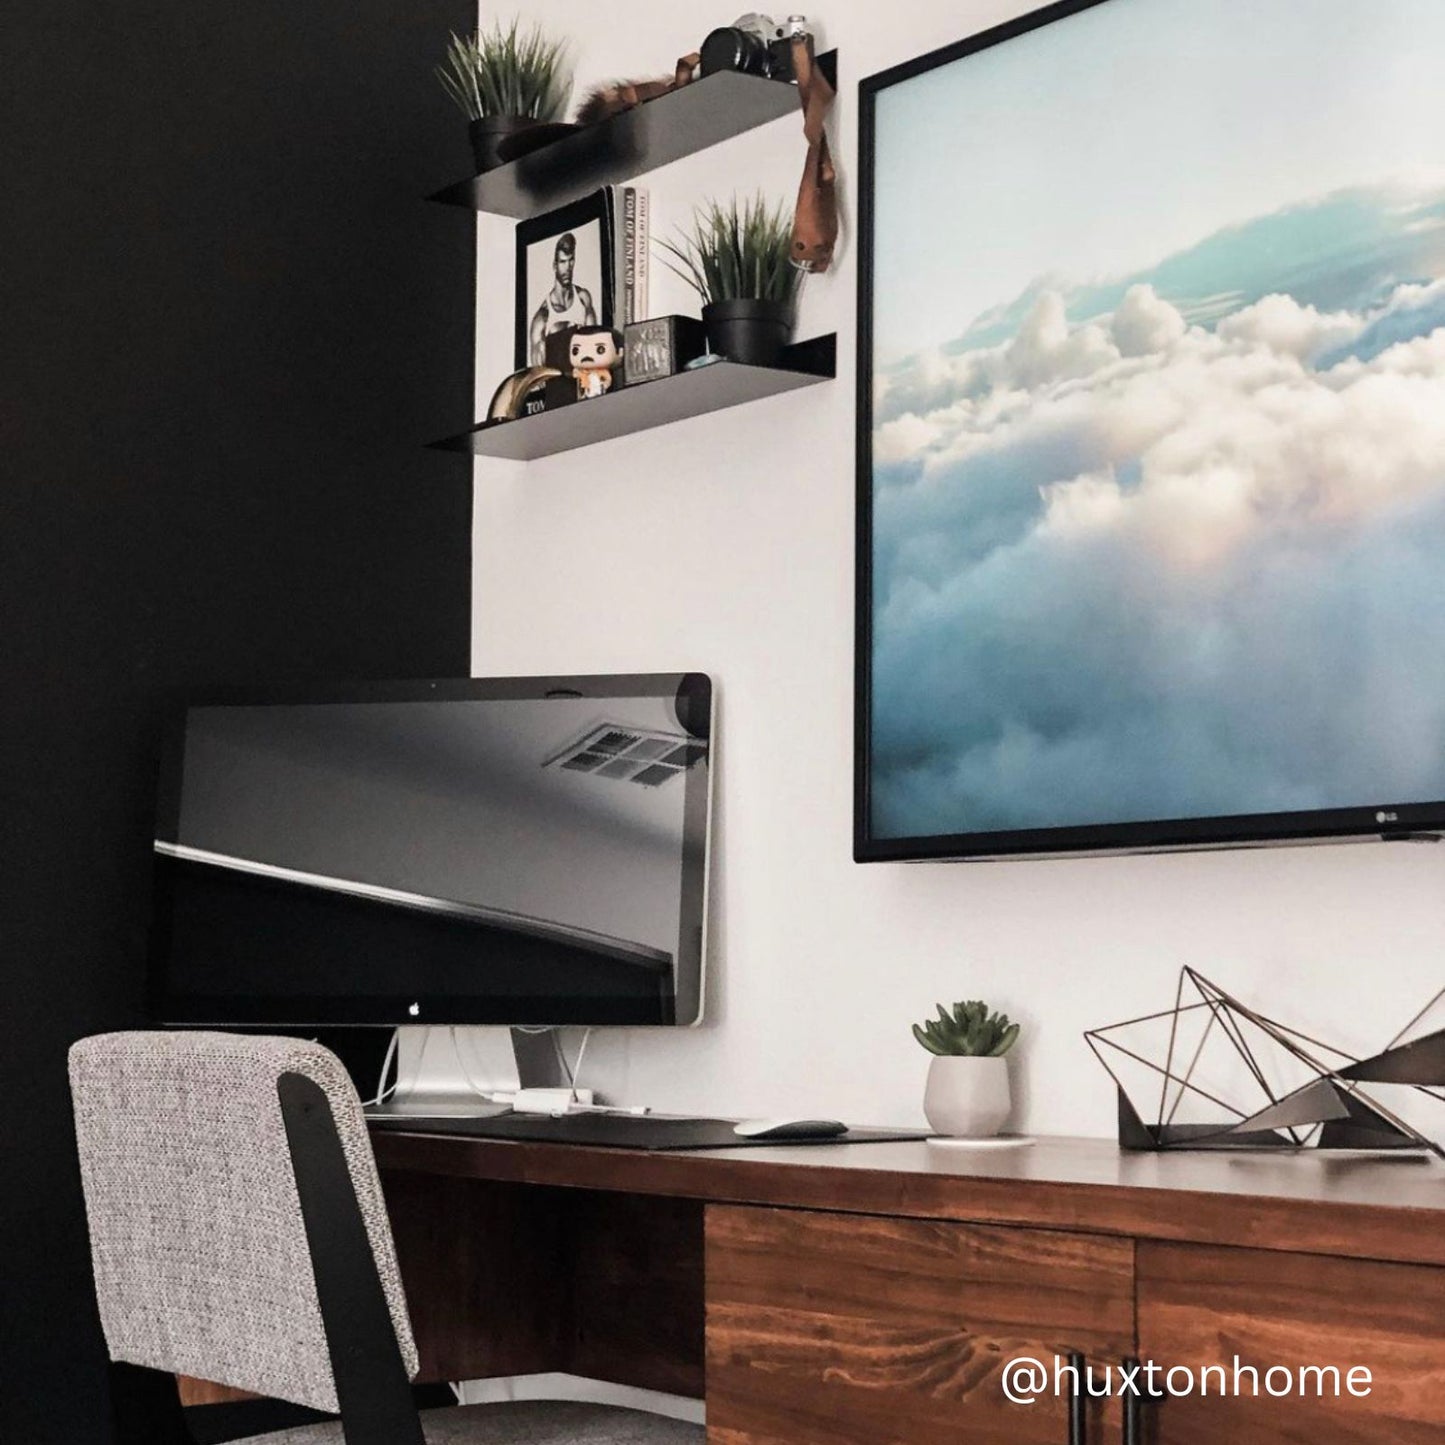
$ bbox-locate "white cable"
[570,1028,592,1102]
[447,1026,516,1105]
[449,1025,490,1099]
[363,1029,401,1108]
[555,1100,650,1116]
[550,1030,645,1114]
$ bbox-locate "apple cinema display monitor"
[149,674,713,1110]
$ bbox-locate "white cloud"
[1002,292,1120,388]
[1111,284,1187,358]
[1216,292,1358,362]
[870,277,1445,838]
[874,412,946,467]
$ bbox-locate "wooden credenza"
[706,1206,1133,1444]
[367,1132,1445,1444]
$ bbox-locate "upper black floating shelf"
[431,334,836,461]
[432,52,838,219]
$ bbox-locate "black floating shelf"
[432,334,836,461]
[432,52,837,219]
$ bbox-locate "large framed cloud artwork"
[856,0,1445,862]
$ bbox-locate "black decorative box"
[623,315,707,386]
[543,327,578,372]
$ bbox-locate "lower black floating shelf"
[431,334,836,462]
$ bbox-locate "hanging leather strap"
[790,38,838,274]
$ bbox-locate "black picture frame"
[514,190,615,370]
[855,0,1445,863]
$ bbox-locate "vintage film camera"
[699,13,812,83]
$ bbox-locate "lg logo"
[408,1002,421,1017]
[1376,810,1399,824]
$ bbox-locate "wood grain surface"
[382,1171,571,1382]
[567,1188,705,1397]
[382,1173,704,1395]
[705,1204,1134,1444]
[1137,1241,1445,1444]
[176,1377,254,1407]
[373,1131,1445,1269]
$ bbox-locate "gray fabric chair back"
[68,1031,418,1412]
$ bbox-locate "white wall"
[464,0,1445,1135]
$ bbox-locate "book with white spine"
[633,187,650,323]
[610,185,651,327]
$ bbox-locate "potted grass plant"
[912,1000,1020,1138]
[437,21,572,174]
[658,194,801,367]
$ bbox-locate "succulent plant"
[912,1000,1020,1058]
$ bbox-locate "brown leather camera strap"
[575,53,699,124]
[791,37,837,274]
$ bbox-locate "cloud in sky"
[870,251,1445,840]
[871,0,1445,361]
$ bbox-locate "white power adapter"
[511,1086,595,1115]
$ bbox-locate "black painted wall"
[0,4,475,1439]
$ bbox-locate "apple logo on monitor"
[408,1002,420,1017]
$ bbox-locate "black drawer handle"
[1122,1356,1142,1445]
[1067,1351,1087,1445]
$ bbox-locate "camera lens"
[700,25,772,77]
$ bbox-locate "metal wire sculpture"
[1085,968,1445,1160]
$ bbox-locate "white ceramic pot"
[923,1055,1011,1137]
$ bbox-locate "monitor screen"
[149,674,712,1025]
[856,0,1445,860]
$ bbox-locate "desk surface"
[372,1129,1445,1269]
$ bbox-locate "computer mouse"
[733,1117,848,1141]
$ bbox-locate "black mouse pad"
[368,1112,928,1150]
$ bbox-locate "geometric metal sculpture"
[1085,968,1445,1160]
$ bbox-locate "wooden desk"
[373,1131,1445,1444]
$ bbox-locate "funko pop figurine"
[569,327,624,399]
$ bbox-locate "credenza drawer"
[705,1204,1134,1445]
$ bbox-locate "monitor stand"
[364,1026,567,1121]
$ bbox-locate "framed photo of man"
[515,191,615,370]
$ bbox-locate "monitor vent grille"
[543,722,704,786]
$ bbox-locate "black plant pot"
[702,299,794,368]
[468,115,540,174]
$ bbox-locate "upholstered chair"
[69,1031,703,1445]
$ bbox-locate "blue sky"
[873,0,1445,361]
